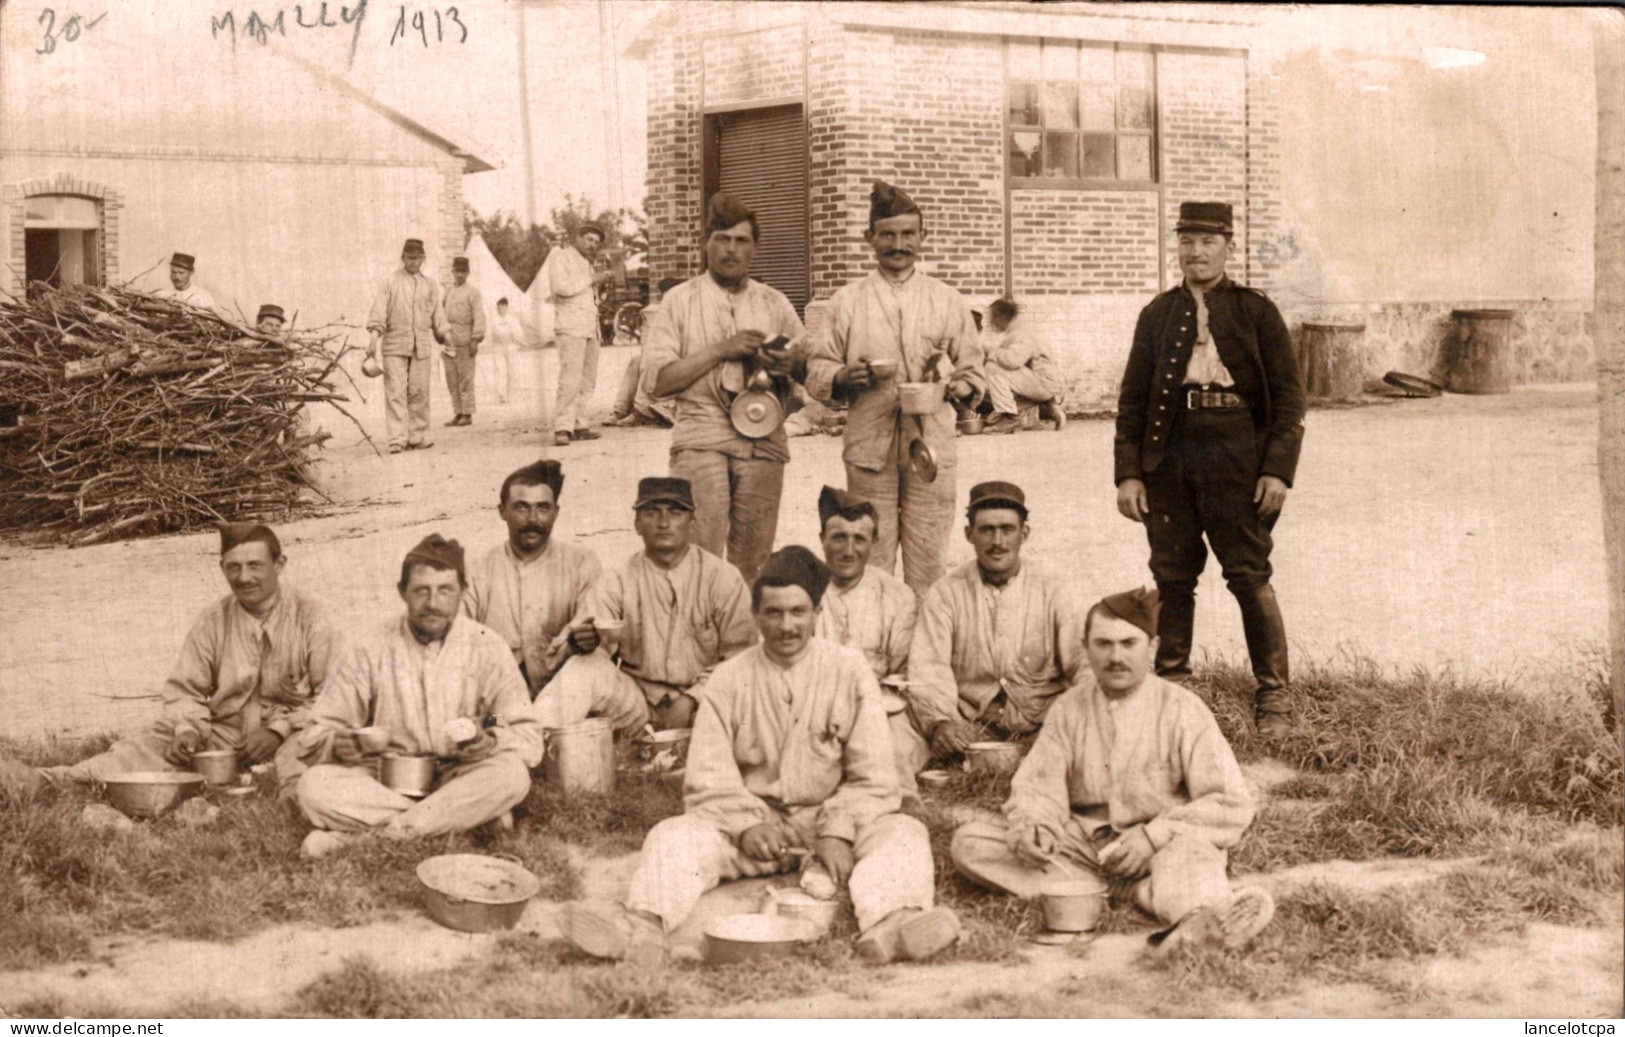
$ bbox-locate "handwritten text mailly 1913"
[210,1,368,61]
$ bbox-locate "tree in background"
[466,196,647,293]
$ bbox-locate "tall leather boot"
[1235,582,1291,739]
[1154,583,1197,684]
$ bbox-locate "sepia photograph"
[0,0,1620,1021]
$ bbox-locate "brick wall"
[1010,190,1159,295]
[641,7,1283,404]
[703,23,804,107]
[435,157,466,289]
[815,28,1006,301]
[1157,50,1249,285]
[643,30,705,283]
[1014,294,1147,409]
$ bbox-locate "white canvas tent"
[465,234,547,348]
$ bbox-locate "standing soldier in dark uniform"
[1112,202,1305,739]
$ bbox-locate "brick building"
[633,2,1595,406]
[633,1,1282,407]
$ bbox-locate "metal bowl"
[380,753,436,797]
[416,854,540,933]
[965,741,1023,775]
[703,912,820,966]
[104,771,206,818]
[958,415,984,436]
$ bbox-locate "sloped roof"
[275,51,500,174]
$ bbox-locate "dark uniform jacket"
[1113,277,1305,486]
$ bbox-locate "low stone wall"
[1283,299,1595,387]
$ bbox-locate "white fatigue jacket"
[442,282,487,350]
[463,540,602,695]
[366,269,447,359]
[1004,673,1254,851]
[582,546,756,698]
[299,614,542,767]
[642,273,805,463]
[163,586,342,743]
[539,246,598,339]
[815,565,916,686]
[805,270,987,474]
[684,638,900,843]
[907,561,1087,735]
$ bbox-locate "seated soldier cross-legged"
[950,588,1275,951]
[560,546,960,966]
[899,481,1087,779]
[541,476,755,736]
[814,485,919,795]
[293,535,543,858]
[0,523,340,801]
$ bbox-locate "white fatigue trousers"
[535,652,652,736]
[296,753,530,838]
[846,460,957,596]
[670,450,784,585]
[383,354,432,448]
[984,365,1054,416]
[554,334,600,432]
[443,349,478,415]
[950,817,1232,926]
[628,810,935,934]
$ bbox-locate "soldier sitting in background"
[980,298,1065,434]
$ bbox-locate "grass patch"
[2,650,1620,1015]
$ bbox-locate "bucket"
[1040,876,1109,932]
[192,749,238,786]
[1439,309,1515,395]
[544,718,615,793]
[897,381,944,416]
[380,753,436,797]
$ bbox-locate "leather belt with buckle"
[1184,386,1246,411]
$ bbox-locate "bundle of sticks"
[0,284,360,546]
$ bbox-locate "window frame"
[1003,37,1160,191]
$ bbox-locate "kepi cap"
[401,238,426,256]
[577,221,606,242]
[1174,201,1233,235]
[170,252,196,271]
[452,256,469,272]
[967,480,1026,514]
[634,476,694,511]
[256,304,285,323]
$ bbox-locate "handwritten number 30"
[37,9,107,55]
[391,6,467,46]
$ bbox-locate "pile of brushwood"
[0,284,360,545]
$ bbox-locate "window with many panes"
[1006,39,1156,185]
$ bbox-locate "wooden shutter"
[715,105,807,313]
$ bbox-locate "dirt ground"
[0,375,1618,1017]
[0,376,1606,739]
